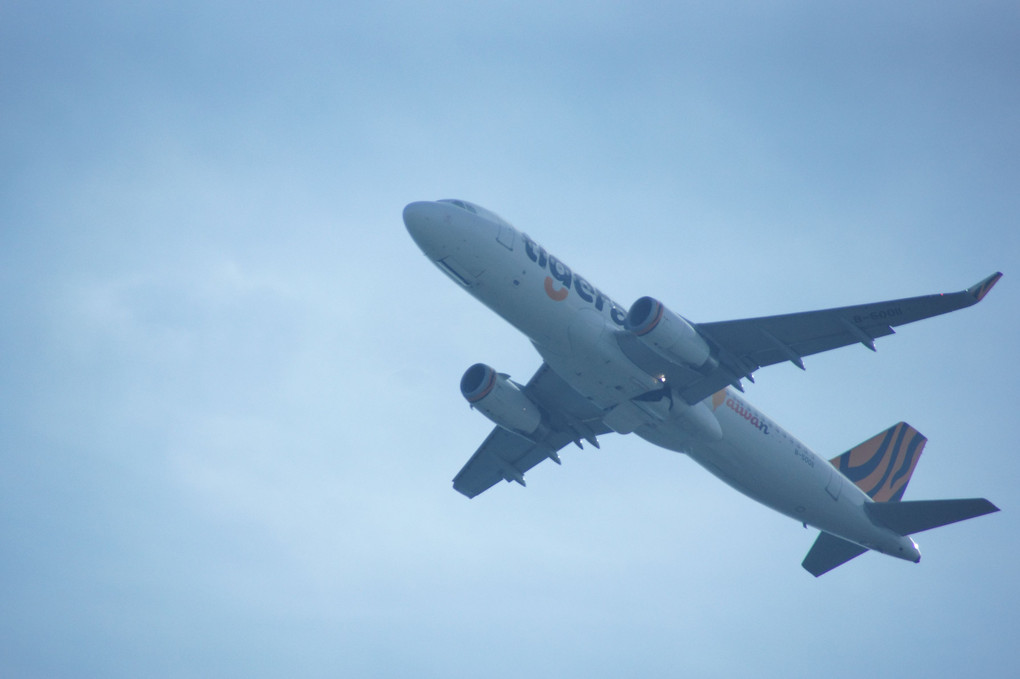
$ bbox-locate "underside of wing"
[619,273,1001,405]
[452,426,579,498]
[452,363,612,498]
[701,272,1002,376]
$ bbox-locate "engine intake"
[460,363,543,436]
[625,296,714,369]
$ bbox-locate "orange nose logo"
[544,276,569,301]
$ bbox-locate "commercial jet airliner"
[403,199,1001,576]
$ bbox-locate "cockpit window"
[438,199,513,228]
[439,199,477,214]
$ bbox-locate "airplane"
[403,198,1001,576]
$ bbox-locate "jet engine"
[625,296,716,369]
[460,363,543,436]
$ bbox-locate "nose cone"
[403,201,440,252]
[403,199,499,273]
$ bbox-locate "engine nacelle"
[460,363,543,436]
[625,296,715,369]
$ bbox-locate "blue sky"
[2,2,1018,677]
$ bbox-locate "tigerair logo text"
[522,233,627,326]
[712,390,770,435]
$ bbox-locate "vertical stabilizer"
[829,422,925,502]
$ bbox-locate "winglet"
[967,272,1002,303]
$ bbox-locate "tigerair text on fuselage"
[521,233,628,326]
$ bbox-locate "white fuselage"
[404,200,920,562]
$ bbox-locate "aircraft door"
[496,223,515,250]
[825,466,843,501]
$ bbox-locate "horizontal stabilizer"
[865,498,999,536]
[802,531,869,577]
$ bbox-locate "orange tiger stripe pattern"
[829,422,926,502]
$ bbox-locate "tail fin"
[865,498,1000,535]
[829,422,925,502]
[805,423,999,576]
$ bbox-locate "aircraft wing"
[452,363,612,498]
[619,272,1002,406]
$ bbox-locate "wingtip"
[453,482,478,499]
[979,498,1001,515]
[967,272,1002,303]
